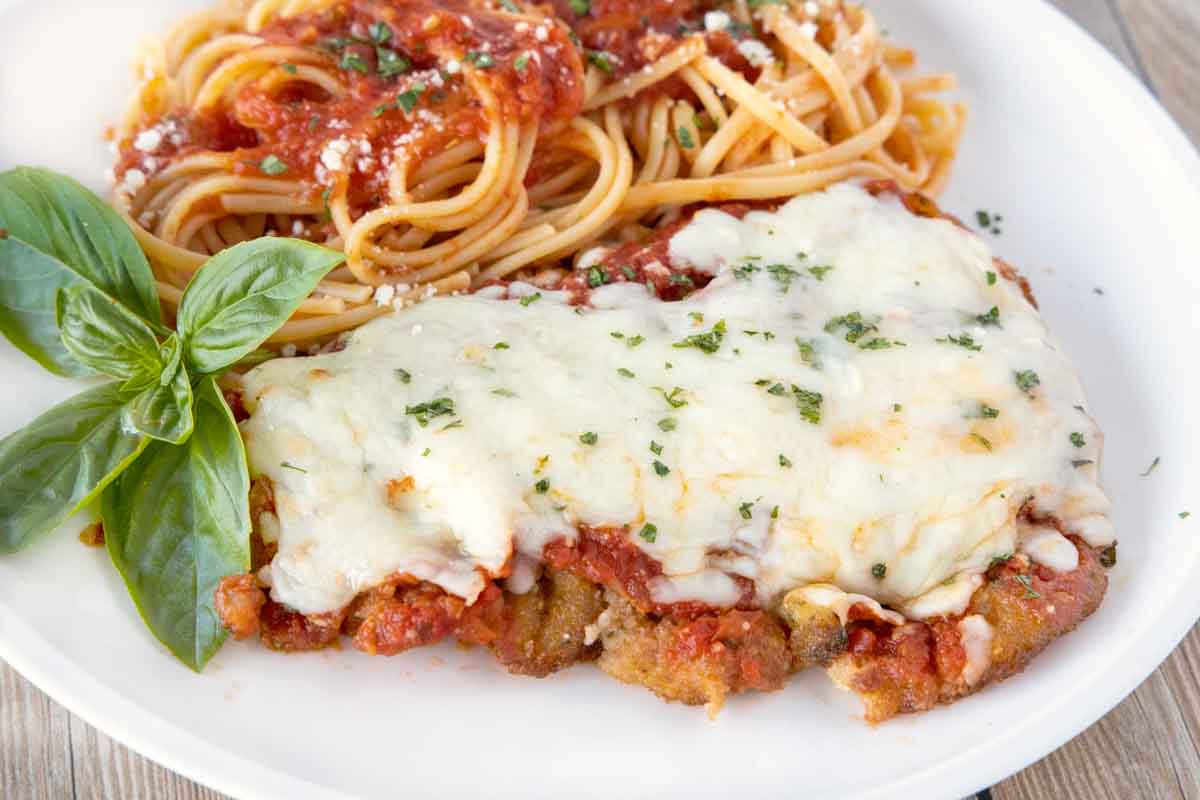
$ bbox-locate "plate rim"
[2,0,1200,798]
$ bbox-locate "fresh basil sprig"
[0,166,344,670]
[0,167,162,376]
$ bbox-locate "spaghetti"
[111,0,965,344]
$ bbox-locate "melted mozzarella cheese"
[240,183,1112,616]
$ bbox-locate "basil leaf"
[123,354,194,445]
[101,377,249,670]
[177,239,343,375]
[0,382,148,554]
[56,283,162,381]
[0,167,161,375]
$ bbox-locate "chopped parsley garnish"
[421,447,431,457]
[610,331,624,339]
[986,270,997,285]
[440,419,464,431]
[976,210,993,227]
[673,319,726,354]
[1141,456,1161,476]
[779,454,792,468]
[654,386,688,408]
[669,273,695,288]
[970,432,993,451]
[746,0,788,8]
[1070,432,1086,448]
[649,441,663,455]
[395,368,412,383]
[979,403,999,418]
[807,265,833,281]
[587,266,609,287]
[568,0,590,13]
[771,505,779,519]
[677,127,695,149]
[638,523,658,543]
[500,0,521,10]
[579,431,599,445]
[1014,574,1040,599]
[893,403,903,412]
[339,52,369,74]
[514,52,530,71]
[493,341,510,350]
[824,312,878,344]
[376,48,410,78]
[519,292,542,306]
[657,417,677,432]
[1072,459,1094,468]
[766,263,801,290]
[626,334,645,348]
[491,388,518,398]
[397,82,426,112]
[281,63,298,74]
[1014,369,1040,395]
[765,382,785,396]
[976,306,1001,326]
[405,396,455,426]
[373,104,392,118]
[858,338,900,350]
[258,155,288,176]
[1099,544,1117,568]
[792,386,823,425]
[585,50,614,73]
[617,367,635,378]
[465,50,495,69]
[938,333,982,351]
[1181,511,1191,519]
[620,265,637,280]
[652,460,670,477]
[871,563,887,579]
[368,21,392,44]
[738,502,754,520]
[796,338,820,369]
[733,264,760,280]
[534,478,550,494]
[280,461,307,473]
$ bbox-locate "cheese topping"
[240,184,1111,616]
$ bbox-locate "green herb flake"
[258,155,288,176]
[677,127,695,149]
[638,522,658,543]
[970,432,993,451]
[1014,369,1040,395]
[1070,432,1086,448]
[779,454,792,468]
[1014,573,1041,599]
[514,52,530,71]
[369,21,392,44]
[766,263,801,290]
[280,461,308,473]
[824,311,879,344]
[1140,456,1160,476]
[281,63,298,74]
[491,388,518,398]
[587,266,609,287]
[673,319,726,354]
[617,367,635,379]
[976,306,1000,326]
[421,447,431,457]
[796,337,820,369]
[519,292,542,307]
[395,368,412,383]
[893,403,902,412]
[620,265,637,280]
[500,0,521,11]
[937,332,982,351]
[792,386,823,425]
[569,0,590,13]
[396,81,426,113]
[493,341,510,350]
[733,264,760,281]
[626,334,645,348]
[585,50,614,73]
[1072,459,1093,468]
[807,265,833,281]
[857,338,897,350]
[534,478,550,494]
[575,431,599,447]
[653,386,687,408]
[657,417,677,432]
[738,501,753,520]
[404,396,455,426]
[339,52,369,74]
[466,50,495,69]
[652,460,670,477]
[649,440,663,455]
[871,563,886,579]
[1180,511,1191,519]
[986,270,997,285]
[376,47,410,78]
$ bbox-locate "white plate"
[1,1,1198,798]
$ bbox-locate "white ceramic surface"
[1,1,1198,798]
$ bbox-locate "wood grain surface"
[2,1,1198,798]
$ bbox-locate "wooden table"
[3,1,1199,798]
